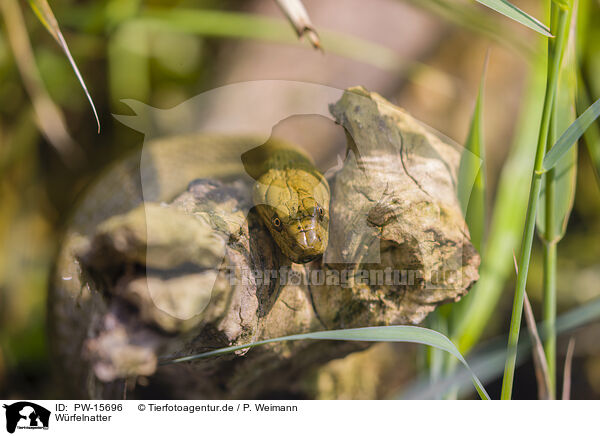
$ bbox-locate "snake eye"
[272,216,283,231]
[317,206,325,220]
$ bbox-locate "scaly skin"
[242,140,330,263]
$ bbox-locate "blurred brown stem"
[524,292,552,400]
[275,0,321,49]
[0,0,83,168]
[561,337,575,400]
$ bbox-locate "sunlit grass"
[2,0,600,400]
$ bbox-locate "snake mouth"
[296,227,319,249]
[254,195,329,264]
[283,219,328,263]
[298,252,323,262]
[287,248,323,264]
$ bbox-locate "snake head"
[253,170,330,263]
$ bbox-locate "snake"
[61,134,330,266]
[48,134,332,395]
[242,139,330,264]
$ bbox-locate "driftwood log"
[49,87,479,399]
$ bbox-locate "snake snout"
[297,227,319,249]
[288,216,327,263]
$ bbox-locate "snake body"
[63,134,329,266]
[242,140,330,263]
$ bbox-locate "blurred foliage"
[0,0,599,399]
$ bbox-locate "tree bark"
[49,87,479,399]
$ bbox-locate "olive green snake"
[241,140,330,263]
[66,134,330,265]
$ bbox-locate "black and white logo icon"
[2,402,50,434]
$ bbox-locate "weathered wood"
[49,88,479,399]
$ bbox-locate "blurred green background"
[0,0,599,399]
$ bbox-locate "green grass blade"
[451,39,546,355]
[27,0,100,132]
[537,30,578,242]
[401,0,536,56]
[537,2,578,398]
[458,55,488,253]
[576,70,600,185]
[402,297,600,399]
[425,311,449,392]
[581,116,600,183]
[574,0,600,184]
[161,326,490,400]
[500,0,572,400]
[543,97,600,171]
[537,144,577,240]
[0,0,82,166]
[475,0,552,36]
